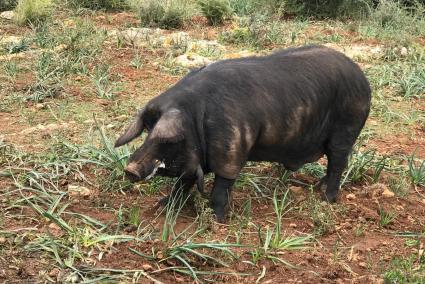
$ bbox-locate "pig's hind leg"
[323,131,359,202]
[210,175,235,223]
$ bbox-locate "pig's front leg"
[211,175,235,223]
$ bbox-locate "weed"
[0,0,17,11]
[126,206,142,227]
[354,224,366,237]
[4,38,29,54]
[408,151,425,186]
[342,147,387,185]
[3,60,18,81]
[26,51,62,102]
[399,67,425,98]
[229,0,258,15]
[302,194,340,236]
[359,0,425,43]
[138,0,187,29]
[193,192,215,232]
[383,253,425,283]
[198,0,231,26]
[270,188,291,248]
[91,64,117,99]
[14,0,53,26]
[379,209,396,228]
[67,0,128,11]
[162,241,243,280]
[220,16,306,48]
[388,175,410,197]
[130,51,143,69]
[300,162,326,179]
[283,0,371,19]
[159,52,188,75]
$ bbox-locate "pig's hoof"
[322,191,337,203]
[213,208,226,223]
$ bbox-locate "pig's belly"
[248,145,324,171]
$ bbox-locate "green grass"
[379,209,397,228]
[383,253,425,283]
[198,0,231,26]
[408,152,425,187]
[14,0,53,26]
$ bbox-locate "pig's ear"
[150,109,184,143]
[115,108,145,147]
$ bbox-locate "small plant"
[0,0,18,11]
[379,209,396,228]
[14,0,53,26]
[198,0,231,26]
[4,60,18,81]
[359,0,425,43]
[341,147,387,185]
[4,38,29,54]
[388,175,410,197]
[407,152,425,186]
[138,0,187,29]
[270,188,291,248]
[399,67,425,98]
[303,194,338,236]
[130,51,143,69]
[67,0,127,10]
[26,51,62,102]
[126,206,142,227]
[383,254,425,283]
[91,64,117,99]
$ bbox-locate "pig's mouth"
[145,160,165,180]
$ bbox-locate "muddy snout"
[124,160,164,182]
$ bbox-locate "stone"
[290,186,304,195]
[346,193,356,200]
[381,187,395,198]
[142,264,153,271]
[68,185,91,198]
[0,11,14,20]
[175,53,211,68]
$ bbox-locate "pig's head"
[114,107,189,182]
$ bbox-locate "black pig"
[115,45,371,222]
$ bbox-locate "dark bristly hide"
[115,45,371,222]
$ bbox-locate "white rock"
[0,35,22,45]
[381,188,395,198]
[68,185,91,197]
[346,193,356,200]
[175,53,211,68]
[0,11,15,20]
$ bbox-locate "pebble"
[0,11,14,20]
[346,193,356,200]
[68,185,91,198]
[382,188,395,198]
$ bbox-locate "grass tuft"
[14,0,52,26]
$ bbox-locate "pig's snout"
[124,163,142,182]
